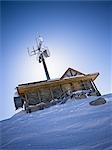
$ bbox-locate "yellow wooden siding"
[61,83,72,92]
[52,86,62,99]
[39,88,52,102]
[26,91,40,105]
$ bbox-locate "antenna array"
[27,35,50,80]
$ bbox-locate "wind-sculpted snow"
[0,94,112,150]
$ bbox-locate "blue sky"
[1,1,111,120]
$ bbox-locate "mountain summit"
[1,94,112,150]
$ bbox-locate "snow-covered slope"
[0,94,112,150]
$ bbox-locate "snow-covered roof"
[17,72,99,94]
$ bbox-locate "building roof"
[17,68,99,95]
[60,68,85,79]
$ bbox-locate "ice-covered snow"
[0,94,112,150]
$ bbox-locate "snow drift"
[0,93,112,150]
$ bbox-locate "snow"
[0,93,112,150]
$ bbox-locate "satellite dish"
[43,48,50,58]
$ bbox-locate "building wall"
[39,88,52,103]
[51,86,62,99]
[25,80,96,106]
[61,83,72,92]
[26,90,40,105]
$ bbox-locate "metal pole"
[41,54,50,80]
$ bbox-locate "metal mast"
[27,35,50,80]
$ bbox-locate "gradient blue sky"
[1,1,111,120]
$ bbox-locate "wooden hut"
[14,68,101,112]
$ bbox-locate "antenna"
[28,35,50,80]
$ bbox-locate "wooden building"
[14,68,101,112]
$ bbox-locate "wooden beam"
[91,80,101,96]
[37,90,41,103]
[69,82,75,91]
[50,88,54,100]
[60,84,63,93]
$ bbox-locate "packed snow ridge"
[0,93,112,150]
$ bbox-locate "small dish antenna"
[43,47,50,58]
